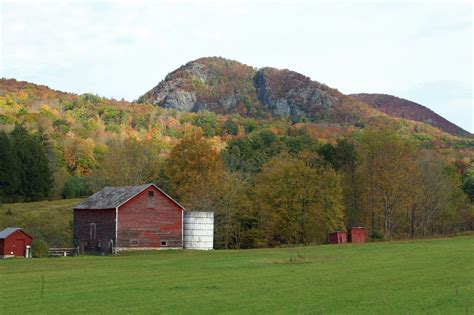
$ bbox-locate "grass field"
[0,199,81,246]
[1,237,473,314]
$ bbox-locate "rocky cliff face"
[255,67,337,118]
[139,58,257,114]
[139,61,204,112]
[139,57,340,122]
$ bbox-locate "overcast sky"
[1,0,472,132]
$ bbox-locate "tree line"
[0,124,472,248]
[163,129,471,248]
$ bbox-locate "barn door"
[90,223,96,241]
[15,239,25,257]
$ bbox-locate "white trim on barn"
[181,209,184,248]
[115,206,118,250]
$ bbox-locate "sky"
[1,0,472,132]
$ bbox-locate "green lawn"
[0,237,473,314]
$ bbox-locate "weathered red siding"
[1,230,33,257]
[328,231,347,244]
[349,227,366,243]
[73,209,116,246]
[117,186,183,248]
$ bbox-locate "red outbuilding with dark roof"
[73,183,185,253]
[328,231,347,244]
[349,227,366,243]
[0,227,33,258]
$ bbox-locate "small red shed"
[328,231,347,244]
[349,227,366,243]
[0,227,33,258]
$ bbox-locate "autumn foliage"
[0,78,473,247]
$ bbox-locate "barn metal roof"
[0,227,22,239]
[73,183,185,210]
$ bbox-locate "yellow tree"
[95,138,162,186]
[357,128,419,239]
[416,152,467,236]
[253,154,344,245]
[63,136,96,176]
[212,172,251,249]
[316,167,345,234]
[164,130,224,210]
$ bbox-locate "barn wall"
[1,230,33,258]
[73,209,116,246]
[117,186,183,249]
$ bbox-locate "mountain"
[139,57,373,124]
[350,93,470,137]
[140,57,470,137]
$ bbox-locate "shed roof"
[74,183,185,210]
[0,227,32,239]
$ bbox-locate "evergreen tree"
[0,131,20,202]
[10,125,53,201]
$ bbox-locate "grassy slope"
[0,237,473,314]
[0,199,81,246]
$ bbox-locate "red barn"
[73,183,184,252]
[0,228,33,258]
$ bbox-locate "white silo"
[183,211,214,250]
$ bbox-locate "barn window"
[130,240,138,247]
[161,241,167,247]
[147,191,155,208]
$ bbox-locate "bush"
[370,231,385,241]
[223,119,239,136]
[62,176,92,199]
[32,239,49,258]
[192,111,218,137]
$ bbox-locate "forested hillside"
[1,66,473,248]
[351,93,471,137]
